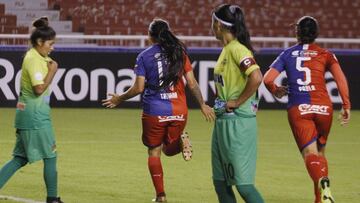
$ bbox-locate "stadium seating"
[1,0,360,48]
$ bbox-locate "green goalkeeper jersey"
[214,40,260,117]
[15,48,53,129]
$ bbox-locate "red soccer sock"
[148,156,165,197]
[314,181,320,203]
[318,155,328,177]
[305,154,329,203]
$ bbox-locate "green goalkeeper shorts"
[211,113,258,185]
[13,126,57,163]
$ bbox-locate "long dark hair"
[296,16,318,44]
[30,16,56,47]
[213,4,254,52]
[148,18,186,90]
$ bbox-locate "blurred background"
[1,0,360,48]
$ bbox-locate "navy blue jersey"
[134,44,192,116]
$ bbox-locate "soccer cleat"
[180,132,193,161]
[46,197,64,203]
[152,195,167,202]
[319,177,335,203]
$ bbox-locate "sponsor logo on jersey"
[158,114,185,122]
[221,58,227,66]
[298,104,330,115]
[292,50,318,57]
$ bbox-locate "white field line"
[0,195,43,203]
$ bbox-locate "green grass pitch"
[0,108,359,203]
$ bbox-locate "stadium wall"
[0,47,359,109]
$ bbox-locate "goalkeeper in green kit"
[0,17,63,203]
[211,4,264,203]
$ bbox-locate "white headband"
[212,13,234,27]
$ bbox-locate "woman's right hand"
[339,108,350,126]
[48,60,58,73]
[102,93,123,108]
[274,86,288,98]
[201,104,215,122]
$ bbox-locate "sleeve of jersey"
[26,58,45,86]
[183,55,193,73]
[233,48,259,76]
[134,55,146,76]
[269,51,286,73]
[263,68,281,94]
[328,63,351,109]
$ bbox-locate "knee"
[301,143,319,158]
[14,156,28,167]
[302,150,319,158]
[213,180,230,193]
[148,146,162,157]
[236,184,251,197]
[236,184,258,197]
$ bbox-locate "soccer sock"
[0,156,27,189]
[162,141,181,156]
[43,157,58,198]
[213,180,236,203]
[236,184,264,203]
[148,156,165,197]
[305,154,328,203]
[318,155,328,177]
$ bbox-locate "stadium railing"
[1,34,360,49]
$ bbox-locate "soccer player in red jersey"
[263,16,350,203]
[102,18,215,202]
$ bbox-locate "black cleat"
[46,197,64,203]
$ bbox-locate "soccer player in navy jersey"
[264,16,350,203]
[102,18,215,202]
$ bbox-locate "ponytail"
[231,6,254,52]
[148,18,186,90]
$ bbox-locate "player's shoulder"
[227,40,253,57]
[138,44,161,59]
[310,44,337,60]
[23,49,41,67]
[282,44,303,55]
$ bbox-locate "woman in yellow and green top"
[211,4,264,203]
[0,17,63,203]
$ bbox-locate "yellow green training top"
[15,48,53,129]
[214,40,260,117]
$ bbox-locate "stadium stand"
[1,0,360,48]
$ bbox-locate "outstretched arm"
[102,76,145,108]
[185,70,215,122]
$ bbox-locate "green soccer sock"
[236,184,264,203]
[43,157,58,198]
[0,156,28,189]
[213,180,237,203]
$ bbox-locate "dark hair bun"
[32,16,49,28]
